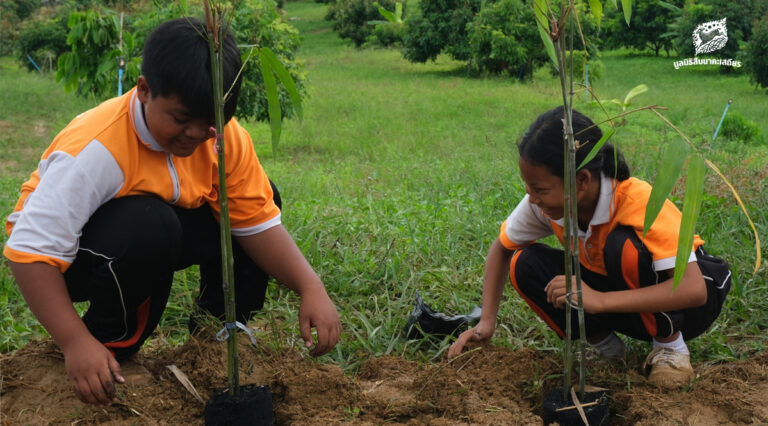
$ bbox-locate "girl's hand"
[545,275,604,314]
[447,319,495,359]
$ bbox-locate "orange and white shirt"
[499,174,704,276]
[4,87,280,273]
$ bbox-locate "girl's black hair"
[142,18,242,123]
[518,106,630,181]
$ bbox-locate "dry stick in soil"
[417,346,482,396]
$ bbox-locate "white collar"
[552,172,615,239]
[129,89,165,152]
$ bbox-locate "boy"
[3,18,341,406]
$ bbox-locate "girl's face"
[519,157,565,219]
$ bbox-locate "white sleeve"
[6,140,124,265]
[503,194,553,246]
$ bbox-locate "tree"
[401,0,481,63]
[669,0,768,70]
[55,0,307,123]
[325,0,399,47]
[14,16,70,72]
[467,0,547,77]
[744,11,768,91]
[602,0,683,56]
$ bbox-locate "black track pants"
[508,226,731,341]
[64,183,282,361]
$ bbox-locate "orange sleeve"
[3,245,72,272]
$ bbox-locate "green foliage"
[401,0,481,63]
[56,8,141,99]
[467,0,547,77]
[669,0,768,69]
[720,111,762,143]
[14,14,70,72]
[366,21,405,47]
[232,0,307,122]
[744,12,768,90]
[325,0,399,47]
[602,0,683,56]
[51,0,305,122]
[364,1,404,47]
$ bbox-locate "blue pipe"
[26,55,42,74]
[118,57,125,96]
[118,68,124,96]
[712,99,733,141]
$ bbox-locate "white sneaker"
[642,347,694,388]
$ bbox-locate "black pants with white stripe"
[509,226,731,342]
[64,183,281,361]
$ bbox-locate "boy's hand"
[62,335,124,405]
[298,286,341,357]
[447,319,495,359]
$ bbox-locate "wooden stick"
[554,400,599,412]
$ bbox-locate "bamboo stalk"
[205,0,240,396]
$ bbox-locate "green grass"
[2,1,768,374]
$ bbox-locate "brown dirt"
[2,337,768,425]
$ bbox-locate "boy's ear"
[136,76,151,103]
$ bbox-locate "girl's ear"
[576,169,593,190]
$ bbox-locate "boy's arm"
[235,225,341,356]
[448,238,514,358]
[8,261,124,405]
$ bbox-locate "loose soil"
[2,336,768,425]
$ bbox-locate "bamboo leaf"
[673,155,705,289]
[609,0,618,8]
[588,0,603,28]
[622,84,648,105]
[658,1,680,12]
[644,140,688,238]
[260,47,303,121]
[577,128,615,170]
[621,0,632,25]
[533,0,558,70]
[259,49,282,152]
[377,5,396,22]
[705,159,761,273]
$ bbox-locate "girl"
[448,107,731,388]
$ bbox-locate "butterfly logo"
[692,18,728,55]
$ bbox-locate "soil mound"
[2,338,767,425]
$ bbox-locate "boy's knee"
[80,196,183,264]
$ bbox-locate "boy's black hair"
[518,106,630,181]
[142,17,242,123]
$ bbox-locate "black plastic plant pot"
[204,384,273,426]
[542,387,609,426]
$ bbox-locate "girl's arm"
[447,238,514,358]
[547,260,708,314]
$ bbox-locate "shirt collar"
[551,172,615,236]
[129,88,165,152]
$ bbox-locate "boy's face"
[136,76,213,157]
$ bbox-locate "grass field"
[2,0,767,374]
